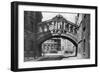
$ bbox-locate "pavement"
[24,53,83,62]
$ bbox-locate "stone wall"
[77,14,90,59]
[24,11,42,59]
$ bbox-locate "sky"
[42,12,78,23]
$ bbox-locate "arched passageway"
[38,35,78,59]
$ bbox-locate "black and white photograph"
[24,11,90,62]
[11,2,97,71]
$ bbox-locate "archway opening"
[41,36,77,58]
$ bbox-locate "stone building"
[42,37,76,57]
[24,11,43,60]
[42,38,61,54]
[76,14,90,59]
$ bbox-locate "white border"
[18,5,96,68]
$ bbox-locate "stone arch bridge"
[25,15,79,46]
[24,14,81,58]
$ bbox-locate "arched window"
[39,27,43,32]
